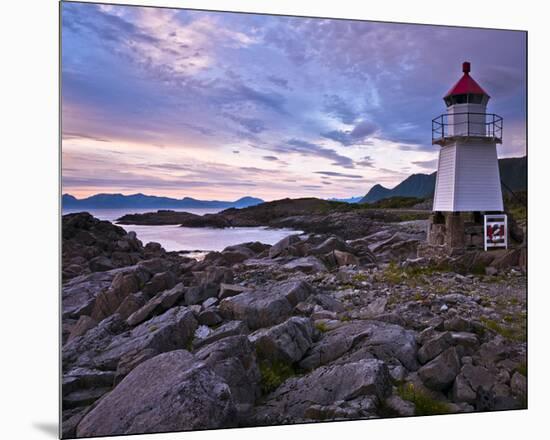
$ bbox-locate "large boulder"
[252,359,390,424]
[193,320,249,350]
[281,256,327,273]
[76,350,236,437]
[63,307,197,378]
[269,234,303,258]
[196,335,262,411]
[249,317,315,364]
[219,280,314,330]
[126,283,185,326]
[418,347,461,390]
[300,320,418,372]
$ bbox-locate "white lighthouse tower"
[427,62,504,250]
[432,61,503,212]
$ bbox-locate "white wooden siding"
[454,142,503,211]
[433,144,456,211]
[433,141,503,212]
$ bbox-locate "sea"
[62,208,302,253]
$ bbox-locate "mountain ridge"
[62,193,264,209]
[360,156,526,203]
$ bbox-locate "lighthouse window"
[468,94,484,104]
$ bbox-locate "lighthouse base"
[424,212,485,253]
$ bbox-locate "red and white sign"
[484,214,508,251]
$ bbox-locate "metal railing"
[432,112,503,144]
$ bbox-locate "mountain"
[360,156,526,203]
[62,193,264,210]
[327,196,364,203]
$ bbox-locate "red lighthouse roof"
[444,62,489,98]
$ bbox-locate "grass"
[259,360,296,394]
[314,321,330,333]
[479,316,527,342]
[515,361,527,377]
[397,383,451,416]
[377,261,452,287]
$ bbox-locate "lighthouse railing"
[432,112,502,144]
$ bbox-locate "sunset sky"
[61,2,526,201]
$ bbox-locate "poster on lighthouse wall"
[60,1,527,438]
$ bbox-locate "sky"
[61,2,526,201]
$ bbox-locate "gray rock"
[142,271,177,296]
[196,335,261,409]
[418,332,453,364]
[384,395,415,416]
[219,280,314,330]
[282,256,327,273]
[62,270,117,319]
[76,350,236,437]
[418,347,461,390]
[249,317,314,364]
[300,320,418,372]
[452,373,477,404]
[126,283,185,326]
[67,315,97,342]
[89,256,115,272]
[193,320,249,349]
[309,236,349,256]
[219,283,250,300]
[510,372,527,399]
[269,234,302,258]
[253,359,390,424]
[197,309,223,326]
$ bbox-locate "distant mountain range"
[62,193,264,210]
[327,196,363,204]
[360,156,526,203]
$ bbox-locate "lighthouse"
[427,62,504,250]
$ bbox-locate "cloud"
[267,75,291,90]
[412,158,438,169]
[322,94,359,124]
[315,171,363,178]
[322,120,378,146]
[262,155,279,161]
[356,156,375,167]
[274,139,355,169]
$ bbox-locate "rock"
[332,250,359,266]
[249,317,314,364]
[359,297,387,318]
[269,234,302,258]
[510,372,527,399]
[90,271,143,321]
[219,283,250,300]
[300,320,418,372]
[418,347,461,390]
[452,373,477,404]
[89,256,115,272]
[63,307,197,377]
[459,364,497,394]
[196,335,261,410]
[219,280,314,330]
[485,266,499,276]
[282,256,327,273]
[193,320,250,350]
[309,236,349,256]
[253,359,390,424]
[115,292,149,320]
[198,309,223,326]
[202,297,218,308]
[444,317,473,332]
[67,315,97,342]
[142,271,176,296]
[417,332,453,364]
[62,268,114,318]
[384,395,415,417]
[126,283,185,326]
[76,350,236,437]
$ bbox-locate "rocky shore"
[61,212,527,438]
[116,197,430,239]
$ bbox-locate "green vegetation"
[259,360,296,394]
[314,321,330,333]
[480,316,527,342]
[504,191,527,222]
[362,196,425,209]
[377,261,452,287]
[397,383,451,416]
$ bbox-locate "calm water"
[62,208,301,252]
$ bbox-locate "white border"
[1,1,548,439]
